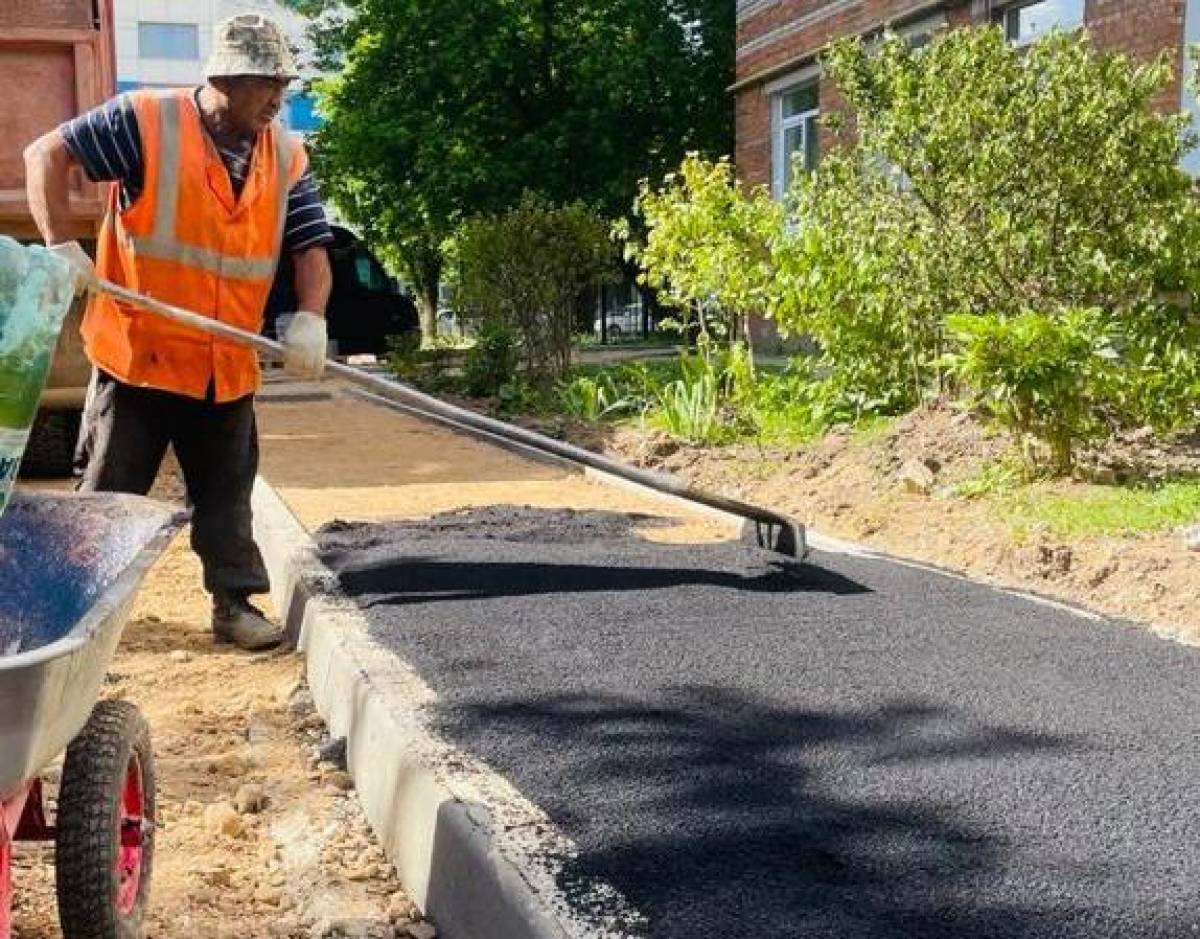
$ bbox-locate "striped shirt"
[59,91,334,252]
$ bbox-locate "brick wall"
[734,0,1190,190]
[1086,0,1187,110]
[735,87,771,189]
[737,0,969,83]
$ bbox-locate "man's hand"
[282,311,327,378]
[47,241,98,295]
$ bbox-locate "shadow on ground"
[332,558,869,608]
[446,688,1152,939]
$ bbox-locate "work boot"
[211,594,284,651]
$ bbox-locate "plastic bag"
[0,237,76,517]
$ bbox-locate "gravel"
[0,492,176,653]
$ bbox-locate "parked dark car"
[265,224,418,356]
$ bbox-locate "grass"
[952,461,1023,500]
[1007,478,1200,539]
[849,415,896,446]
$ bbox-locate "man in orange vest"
[23,14,333,651]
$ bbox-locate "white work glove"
[47,241,98,295]
[282,311,328,378]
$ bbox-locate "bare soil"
[12,466,426,938]
[256,389,730,545]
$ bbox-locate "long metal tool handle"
[90,277,807,558]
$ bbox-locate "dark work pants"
[77,370,270,601]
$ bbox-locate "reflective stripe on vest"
[129,95,290,281]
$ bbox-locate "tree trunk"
[415,290,438,345]
[401,244,444,347]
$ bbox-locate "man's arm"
[24,130,80,246]
[292,245,332,316]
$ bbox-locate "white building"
[113,0,322,132]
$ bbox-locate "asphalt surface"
[317,506,1200,939]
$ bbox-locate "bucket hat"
[205,13,299,82]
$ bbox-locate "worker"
[23,13,334,652]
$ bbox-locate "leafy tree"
[286,0,733,342]
[618,155,784,344]
[456,194,616,382]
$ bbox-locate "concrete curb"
[251,478,644,939]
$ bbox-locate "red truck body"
[0,0,117,473]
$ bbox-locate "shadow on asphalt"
[445,688,1118,939]
[316,507,1200,937]
[333,558,871,608]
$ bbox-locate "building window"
[901,13,947,50]
[138,23,200,61]
[1000,0,1085,46]
[772,82,819,198]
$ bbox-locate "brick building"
[734,0,1199,197]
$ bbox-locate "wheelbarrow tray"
[0,492,182,801]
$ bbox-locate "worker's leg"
[77,370,170,495]
[171,392,270,601]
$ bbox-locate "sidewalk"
[255,384,729,540]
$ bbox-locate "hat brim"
[205,52,299,82]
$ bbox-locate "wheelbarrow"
[0,491,182,939]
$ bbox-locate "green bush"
[1105,304,1200,433]
[941,309,1114,474]
[556,373,640,421]
[386,334,458,392]
[456,193,616,384]
[619,156,784,342]
[645,342,757,444]
[462,322,519,397]
[624,28,1200,470]
[654,371,723,443]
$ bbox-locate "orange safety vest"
[83,88,307,402]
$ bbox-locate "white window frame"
[998,0,1086,47]
[771,76,820,200]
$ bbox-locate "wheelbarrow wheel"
[55,700,156,939]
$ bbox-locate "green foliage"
[625,28,1200,471]
[645,342,757,444]
[952,461,1024,500]
[456,195,617,383]
[556,374,640,421]
[1104,305,1200,433]
[1010,479,1200,538]
[292,0,734,339]
[495,377,549,415]
[385,334,459,392]
[620,156,784,341]
[941,310,1115,474]
[815,28,1199,314]
[742,361,826,444]
[462,322,519,397]
[653,370,724,443]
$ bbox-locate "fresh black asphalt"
[317,506,1200,939]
